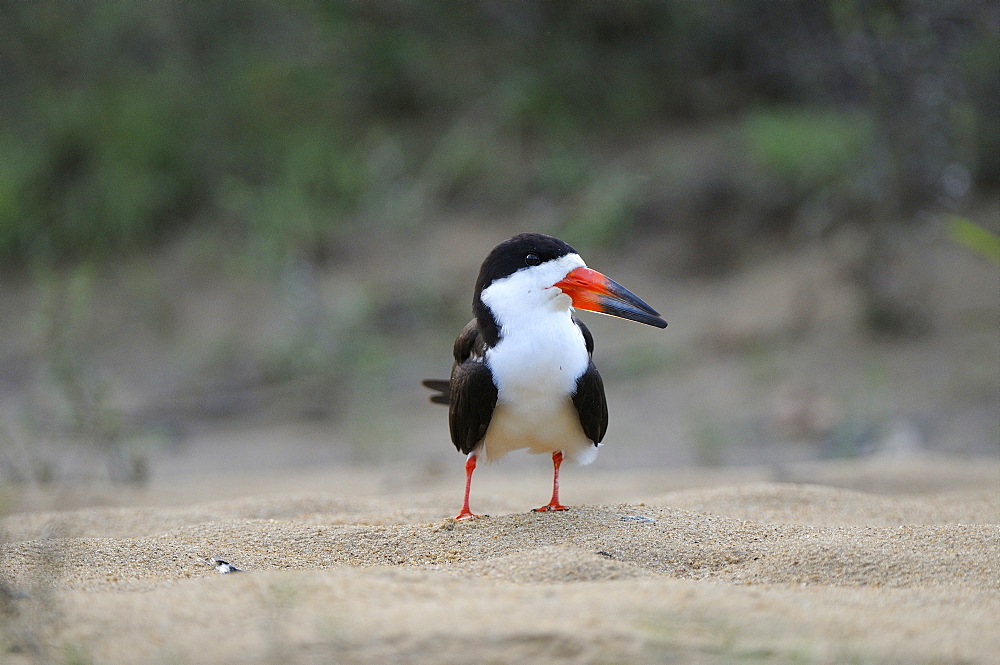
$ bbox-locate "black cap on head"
[475,233,577,293]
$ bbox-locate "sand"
[2,456,998,664]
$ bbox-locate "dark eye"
[525,253,541,266]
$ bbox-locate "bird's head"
[474,233,666,341]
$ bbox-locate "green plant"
[947,215,1000,265]
[742,108,878,196]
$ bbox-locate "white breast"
[478,269,597,463]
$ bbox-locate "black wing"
[572,361,608,444]
[571,318,608,444]
[447,319,498,454]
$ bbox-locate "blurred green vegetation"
[0,1,997,478]
[742,108,879,209]
[0,0,996,265]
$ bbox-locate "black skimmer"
[424,233,667,520]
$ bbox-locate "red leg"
[454,453,480,520]
[533,451,569,512]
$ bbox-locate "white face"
[479,252,586,326]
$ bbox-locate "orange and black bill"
[553,267,667,329]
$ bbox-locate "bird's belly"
[480,396,596,464]
[479,309,596,463]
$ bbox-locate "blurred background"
[0,0,997,489]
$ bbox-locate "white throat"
[479,253,587,337]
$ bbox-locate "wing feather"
[571,318,608,444]
[572,361,608,444]
[448,319,497,454]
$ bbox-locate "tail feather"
[421,379,450,405]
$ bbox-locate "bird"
[423,232,667,520]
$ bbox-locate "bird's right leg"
[455,452,480,520]
[532,450,569,512]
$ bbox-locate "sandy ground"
[1,455,998,664]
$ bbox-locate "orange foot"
[532,503,569,512]
[454,508,481,521]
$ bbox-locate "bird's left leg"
[533,450,569,512]
[454,452,481,520]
